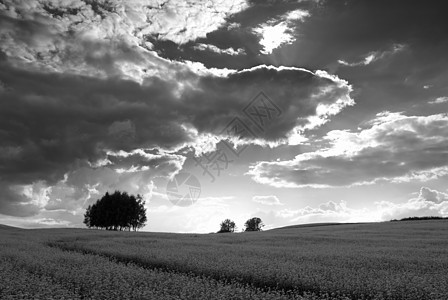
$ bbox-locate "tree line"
[83,191,147,231]
[390,216,447,222]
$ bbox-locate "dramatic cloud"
[253,9,310,55]
[3,0,446,232]
[124,0,249,45]
[0,53,352,217]
[249,112,448,188]
[1,0,345,220]
[252,195,283,206]
[0,0,249,83]
[0,0,249,45]
[187,66,354,145]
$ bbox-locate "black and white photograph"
[0,0,447,299]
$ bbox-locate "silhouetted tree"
[83,191,147,231]
[129,196,147,231]
[218,219,236,233]
[244,217,264,231]
[83,205,92,228]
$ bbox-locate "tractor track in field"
[46,241,355,300]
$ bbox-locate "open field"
[1,221,447,300]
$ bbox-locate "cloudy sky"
[1,0,447,232]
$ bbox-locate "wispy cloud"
[193,43,245,56]
[338,44,406,67]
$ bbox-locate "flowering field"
[1,221,447,299]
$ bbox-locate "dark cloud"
[280,0,448,67]
[0,55,351,216]
[188,66,353,141]
[0,181,41,217]
[0,62,351,175]
[281,0,448,131]
[148,0,448,73]
[0,50,6,62]
[0,63,185,184]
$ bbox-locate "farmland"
[1,221,447,300]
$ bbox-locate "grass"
[1,220,447,299]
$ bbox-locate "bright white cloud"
[249,112,448,188]
[253,9,310,55]
[254,22,293,55]
[181,60,235,77]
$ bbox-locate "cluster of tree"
[218,217,264,233]
[391,216,447,222]
[83,191,147,231]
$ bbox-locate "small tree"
[218,219,236,233]
[244,217,264,232]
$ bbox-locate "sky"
[0,0,447,233]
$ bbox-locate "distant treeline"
[391,216,448,222]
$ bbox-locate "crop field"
[1,221,447,300]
